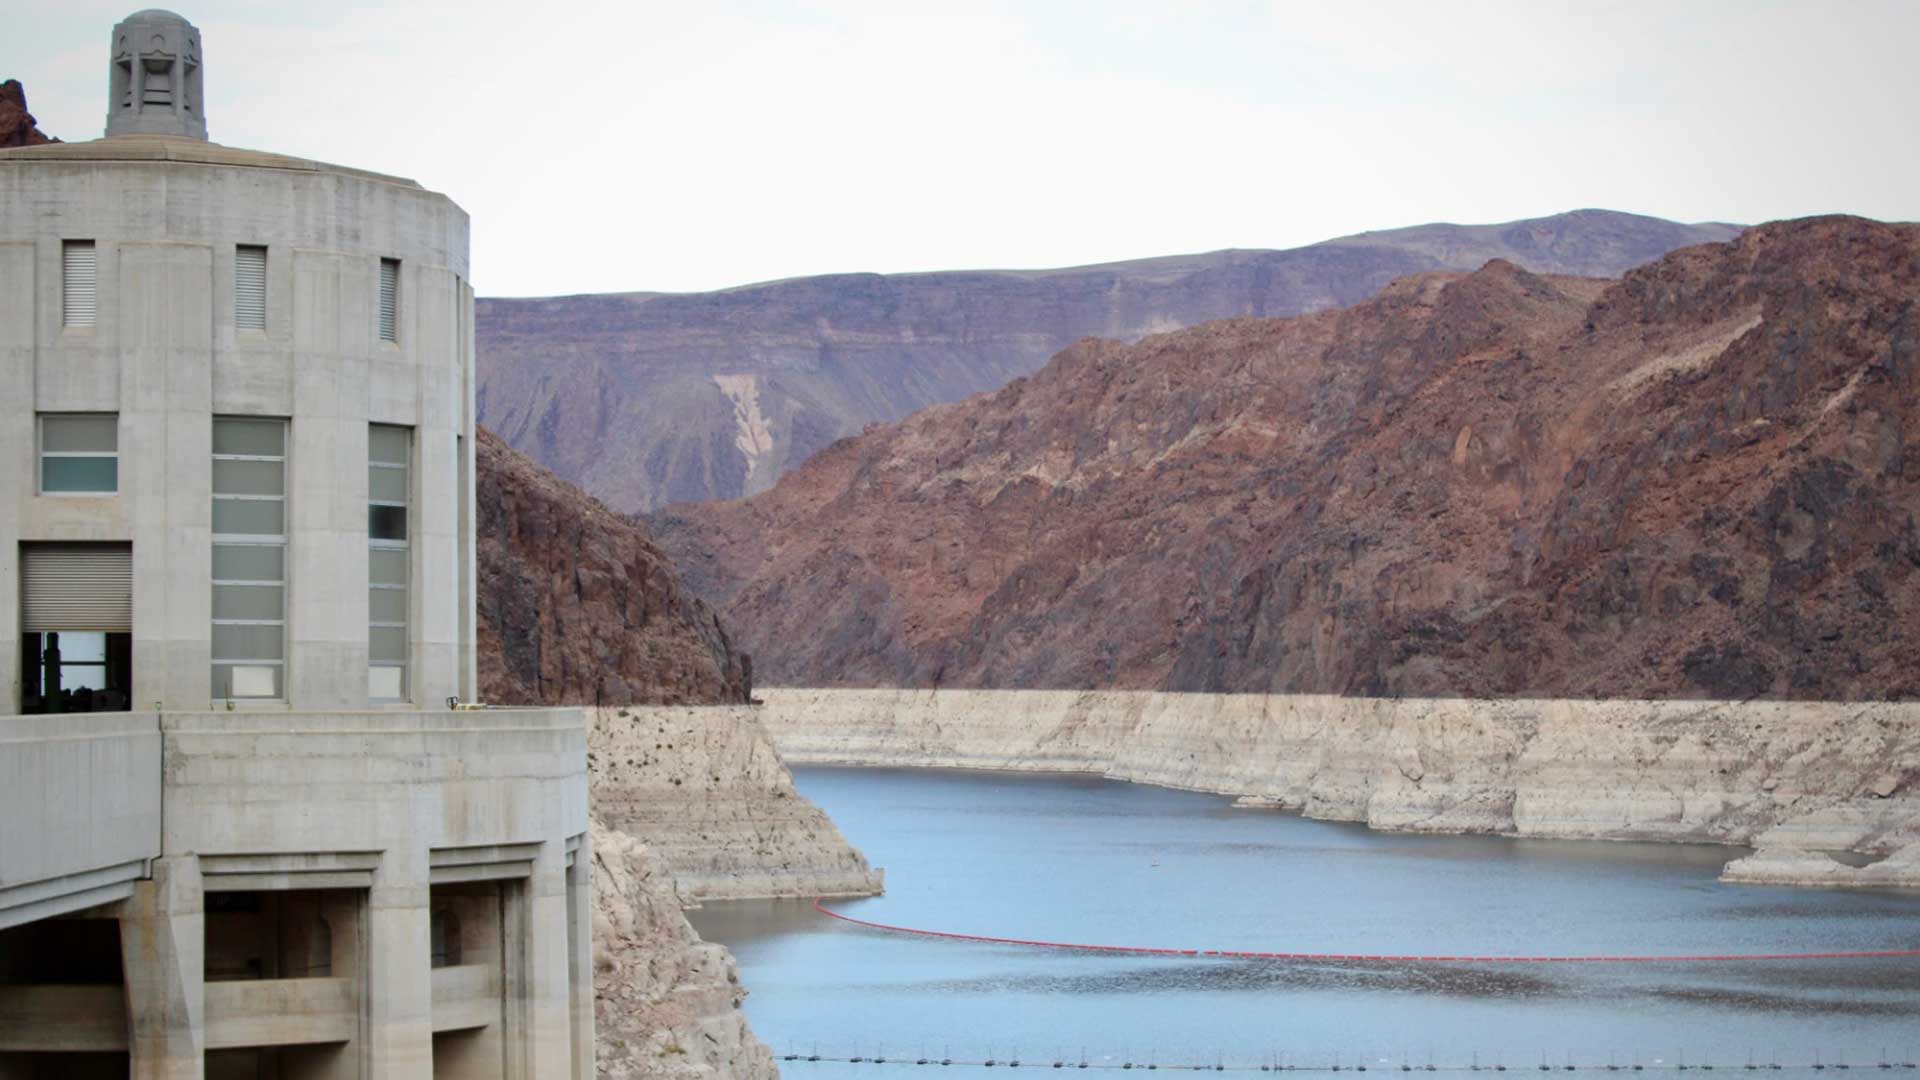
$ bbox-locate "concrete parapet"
[0,711,161,929]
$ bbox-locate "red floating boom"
[812,898,1920,964]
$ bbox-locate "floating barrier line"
[812,898,1920,965]
[777,1050,1920,1073]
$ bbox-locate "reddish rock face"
[0,80,56,147]
[477,427,751,706]
[478,210,1739,514]
[657,217,1920,701]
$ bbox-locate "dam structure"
[0,11,592,1077]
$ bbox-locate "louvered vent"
[63,241,97,327]
[22,544,133,631]
[235,245,267,330]
[378,258,399,342]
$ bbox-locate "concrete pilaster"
[565,836,593,1080]
[365,862,432,1080]
[120,856,206,1080]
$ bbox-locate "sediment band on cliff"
[756,688,1920,889]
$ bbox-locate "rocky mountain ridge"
[479,210,1739,512]
[658,217,1920,702]
[0,80,56,148]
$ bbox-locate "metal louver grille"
[22,544,133,631]
[235,245,267,330]
[378,258,399,342]
[63,241,97,327]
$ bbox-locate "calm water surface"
[688,768,1920,1076]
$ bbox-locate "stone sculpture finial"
[105,9,207,139]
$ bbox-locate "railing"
[205,976,354,1048]
[431,962,500,1032]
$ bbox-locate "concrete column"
[365,859,431,1079]
[286,250,373,710]
[503,847,574,1079]
[118,241,214,711]
[565,837,593,1080]
[120,857,206,1080]
[0,240,31,710]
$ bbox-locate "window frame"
[37,413,120,497]
[211,417,289,704]
[368,423,411,703]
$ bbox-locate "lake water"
[688,767,1920,1076]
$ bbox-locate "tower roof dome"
[106,8,206,140]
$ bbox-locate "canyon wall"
[478,426,752,708]
[756,687,1920,889]
[659,218,1920,702]
[481,210,1737,512]
[590,704,883,901]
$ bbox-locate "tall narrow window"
[235,244,267,331]
[378,258,399,343]
[212,418,287,701]
[63,240,97,327]
[39,414,119,494]
[369,424,410,701]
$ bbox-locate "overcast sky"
[9,1,1918,297]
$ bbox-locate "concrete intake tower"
[0,11,593,1077]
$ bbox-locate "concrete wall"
[0,711,161,928]
[0,706,591,1078]
[0,147,476,711]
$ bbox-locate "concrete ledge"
[0,984,129,1051]
[205,976,354,1048]
[161,707,590,858]
[0,859,145,929]
[430,963,500,1033]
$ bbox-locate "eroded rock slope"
[480,210,1737,512]
[590,704,882,901]
[478,426,751,707]
[660,217,1920,703]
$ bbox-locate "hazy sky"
[9,1,1918,297]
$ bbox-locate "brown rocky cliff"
[476,426,751,706]
[0,80,57,147]
[479,210,1740,513]
[657,217,1920,702]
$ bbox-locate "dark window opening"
[19,631,131,714]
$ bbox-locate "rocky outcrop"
[756,687,1920,888]
[589,705,883,901]
[480,210,1738,512]
[592,821,778,1080]
[0,81,56,148]
[477,426,751,707]
[659,217,1920,702]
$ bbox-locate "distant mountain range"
[655,217,1920,701]
[477,209,1740,512]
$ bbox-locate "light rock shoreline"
[591,705,884,902]
[589,704,883,1080]
[755,688,1920,890]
